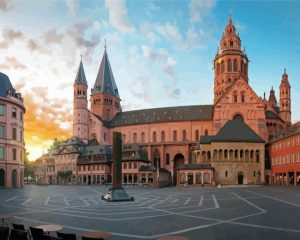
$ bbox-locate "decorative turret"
[213,14,249,103]
[73,58,89,142]
[279,68,291,125]
[268,86,277,108]
[91,44,121,120]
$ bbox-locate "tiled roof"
[107,105,214,127]
[92,50,119,97]
[74,60,87,85]
[265,110,282,121]
[177,163,214,170]
[270,121,300,143]
[200,118,265,143]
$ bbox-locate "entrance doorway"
[238,171,244,185]
[0,169,5,187]
[173,154,184,185]
[12,170,17,187]
[188,173,194,185]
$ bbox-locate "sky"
[0,0,299,161]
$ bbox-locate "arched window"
[241,60,244,73]
[216,63,220,75]
[182,130,186,141]
[227,59,232,72]
[233,59,238,71]
[244,63,247,75]
[241,91,245,102]
[166,153,170,165]
[141,132,145,143]
[230,39,233,47]
[195,130,199,141]
[204,129,208,136]
[122,134,126,143]
[225,171,228,177]
[233,91,238,103]
[133,133,137,143]
[173,130,177,142]
[221,61,225,73]
[161,131,165,142]
[152,131,157,143]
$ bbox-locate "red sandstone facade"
[39,16,293,186]
[269,123,300,186]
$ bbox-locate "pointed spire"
[92,48,119,97]
[263,92,266,100]
[229,13,232,25]
[74,57,87,85]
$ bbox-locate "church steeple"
[73,58,88,142]
[268,86,277,108]
[92,49,119,98]
[90,46,121,120]
[279,68,291,126]
[74,58,87,85]
[213,15,249,104]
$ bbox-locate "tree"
[48,138,64,152]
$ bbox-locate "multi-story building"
[0,72,26,188]
[269,122,300,186]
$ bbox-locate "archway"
[0,169,5,187]
[12,169,17,187]
[237,171,244,185]
[173,153,185,185]
[88,175,91,185]
[233,114,244,122]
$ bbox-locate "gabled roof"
[74,60,87,85]
[270,121,300,143]
[92,49,119,97]
[200,118,265,143]
[265,110,283,122]
[107,105,213,127]
[0,72,14,98]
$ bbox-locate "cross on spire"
[104,38,107,49]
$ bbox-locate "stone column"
[112,132,122,189]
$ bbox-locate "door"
[188,173,194,185]
[0,169,5,187]
[238,172,244,185]
[12,170,17,187]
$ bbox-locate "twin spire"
[74,40,119,98]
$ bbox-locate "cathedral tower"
[73,59,89,141]
[279,69,291,126]
[91,47,121,120]
[213,15,249,104]
[268,86,277,108]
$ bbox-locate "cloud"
[0,27,23,48]
[0,56,26,69]
[156,23,182,43]
[105,0,134,33]
[189,0,215,23]
[0,0,12,11]
[65,0,77,15]
[23,90,72,160]
[141,45,177,83]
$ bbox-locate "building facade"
[269,122,300,186]
[36,16,293,186]
[0,72,26,188]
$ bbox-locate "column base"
[101,187,134,202]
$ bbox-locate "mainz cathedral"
[67,15,292,186]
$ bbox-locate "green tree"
[48,138,63,152]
